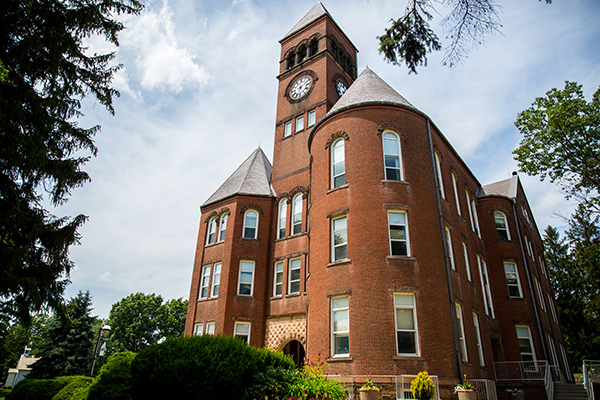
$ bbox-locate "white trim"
[238,260,255,296]
[394,293,419,356]
[243,210,259,239]
[288,257,301,294]
[234,321,251,344]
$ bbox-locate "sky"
[57,0,600,319]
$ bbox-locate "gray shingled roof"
[203,147,275,207]
[481,175,518,199]
[282,2,329,41]
[326,67,416,117]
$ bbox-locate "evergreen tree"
[29,291,97,378]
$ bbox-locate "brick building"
[185,2,572,397]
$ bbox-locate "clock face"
[336,79,347,97]
[289,75,313,100]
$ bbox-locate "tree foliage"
[514,81,600,213]
[29,291,97,379]
[0,0,143,324]
[378,0,551,73]
[108,293,188,352]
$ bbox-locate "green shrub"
[86,351,136,400]
[287,371,347,400]
[411,371,435,400]
[52,376,93,400]
[129,335,295,400]
[6,377,73,400]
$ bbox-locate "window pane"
[395,309,415,330]
[518,338,533,354]
[335,335,349,355]
[333,161,345,176]
[333,311,349,332]
[389,212,405,225]
[390,225,406,240]
[383,136,399,155]
[394,294,414,306]
[386,168,400,181]
[235,323,250,335]
[391,241,407,256]
[334,174,345,187]
[397,332,416,354]
[335,245,347,260]
[332,296,348,308]
[385,154,400,168]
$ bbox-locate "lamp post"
[90,325,111,376]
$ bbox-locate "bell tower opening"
[283,340,306,367]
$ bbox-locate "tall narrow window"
[394,293,419,356]
[478,256,495,318]
[205,322,215,335]
[199,265,210,299]
[560,345,570,379]
[473,313,485,366]
[238,261,255,296]
[331,296,349,357]
[534,277,546,312]
[331,139,345,188]
[277,199,287,239]
[470,196,481,237]
[434,152,445,199]
[206,217,217,245]
[218,214,227,242]
[455,303,468,362]
[463,242,472,281]
[308,109,316,126]
[383,132,402,181]
[211,263,221,298]
[331,216,348,261]
[193,323,204,336]
[504,262,523,298]
[234,322,251,344]
[548,293,558,324]
[243,210,258,239]
[445,227,455,270]
[494,212,511,241]
[289,258,301,294]
[516,325,536,362]
[274,261,283,297]
[452,173,462,216]
[547,333,560,367]
[292,194,302,235]
[284,121,292,137]
[388,211,409,256]
[296,115,304,132]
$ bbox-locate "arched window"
[287,52,295,69]
[382,132,402,180]
[331,139,345,188]
[277,199,287,239]
[243,210,258,239]
[310,39,318,56]
[218,214,227,242]
[292,194,303,235]
[494,211,510,241]
[206,217,217,245]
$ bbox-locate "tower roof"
[203,147,275,207]
[327,67,416,117]
[282,2,329,41]
[481,174,519,199]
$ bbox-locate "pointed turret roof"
[203,147,275,207]
[282,2,329,41]
[481,174,518,199]
[327,67,416,117]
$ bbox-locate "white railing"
[583,360,600,400]
[494,361,552,400]
[470,379,498,400]
[395,375,440,400]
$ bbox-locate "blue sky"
[58,0,600,318]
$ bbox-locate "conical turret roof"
[282,2,329,41]
[203,147,275,207]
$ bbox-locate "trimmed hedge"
[86,352,136,400]
[129,335,295,400]
[6,376,82,400]
[51,376,93,400]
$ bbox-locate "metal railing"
[583,360,600,400]
[470,379,498,400]
[494,361,553,400]
[395,375,440,400]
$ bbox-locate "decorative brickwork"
[265,314,307,350]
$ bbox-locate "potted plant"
[454,375,479,400]
[359,374,380,400]
[506,388,525,400]
[411,371,436,400]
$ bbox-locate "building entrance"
[283,340,305,367]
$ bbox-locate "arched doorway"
[283,340,305,367]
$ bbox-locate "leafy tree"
[0,0,143,324]
[514,81,600,213]
[29,291,97,379]
[379,0,551,73]
[108,293,188,352]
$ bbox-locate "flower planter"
[359,388,380,400]
[456,389,477,400]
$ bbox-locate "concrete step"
[554,383,588,400]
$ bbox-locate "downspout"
[511,200,549,362]
[426,119,464,383]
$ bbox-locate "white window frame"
[238,261,255,296]
[274,261,284,297]
[504,262,523,298]
[284,121,292,137]
[193,323,204,336]
[308,109,316,127]
[210,263,221,298]
[292,194,302,235]
[288,258,301,294]
[206,322,215,335]
[463,242,472,281]
[331,139,345,188]
[434,152,445,199]
[455,303,468,362]
[478,256,495,318]
[446,226,455,270]
[548,293,558,324]
[331,215,348,262]
[277,199,287,239]
[206,217,217,245]
[394,293,419,356]
[388,210,410,257]
[218,214,228,242]
[560,344,571,380]
[473,312,485,366]
[243,210,259,239]
[470,194,481,238]
[234,322,251,344]
[534,277,546,312]
[295,115,304,132]
[494,211,511,241]
[452,172,462,216]
[199,265,211,299]
[547,333,560,367]
[331,296,350,357]
[382,131,403,181]
[516,325,536,362]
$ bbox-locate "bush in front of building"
[411,371,435,400]
[86,352,136,400]
[6,376,82,400]
[129,335,295,400]
[51,376,93,400]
